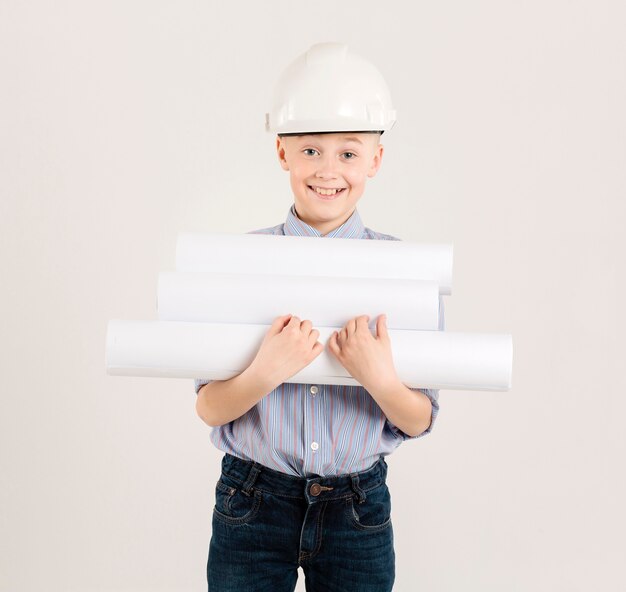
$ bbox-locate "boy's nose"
[315,171,338,181]
[315,156,339,179]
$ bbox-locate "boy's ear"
[367,143,384,178]
[276,136,290,171]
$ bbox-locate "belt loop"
[241,463,262,496]
[380,455,388,480]
[350,473,367,504]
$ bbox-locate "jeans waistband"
[219,453,389,504]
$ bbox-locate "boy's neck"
[294,206,356,237]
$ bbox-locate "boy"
[195,43,444,592]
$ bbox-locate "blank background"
[1,1,624,590]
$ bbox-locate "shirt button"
[311,442,319,451]
[310,385,318,395]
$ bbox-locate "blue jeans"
[207,452,395,591]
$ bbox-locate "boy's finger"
[348,317,358,334]
[376,314,389,341]
[287,315,301,327]
[311,341,324,358]
[356,315,370,333]
[327,332,340,357]
[308,328,320,343]
[269,314,292,335]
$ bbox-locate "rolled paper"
[106,320,512,391]
[175,232,454,295]
[157,271,440,330]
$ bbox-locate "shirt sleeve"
[386,294,445,440]
[194,378,213,395]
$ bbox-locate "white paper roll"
[106,320,512,391]
[156,272,440,330]
[175,232,454,295]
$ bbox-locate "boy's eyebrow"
[342,136,364,144]
[299,135,364,145]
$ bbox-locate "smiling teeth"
[312,186,342,196]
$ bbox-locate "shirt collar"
[284,204,366,238]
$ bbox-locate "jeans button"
[309,483,321,496]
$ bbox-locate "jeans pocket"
[345,481,392,532]
[213,474,262,526]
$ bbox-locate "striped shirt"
[194,204,445,477]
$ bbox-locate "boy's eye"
[302,149,356,159]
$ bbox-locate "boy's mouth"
[307,185,346,200]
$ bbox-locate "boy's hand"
[248,314,324,387]
[327,314,400,394]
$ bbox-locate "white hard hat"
[265,42,396,135]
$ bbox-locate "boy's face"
[276,132,383,236]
